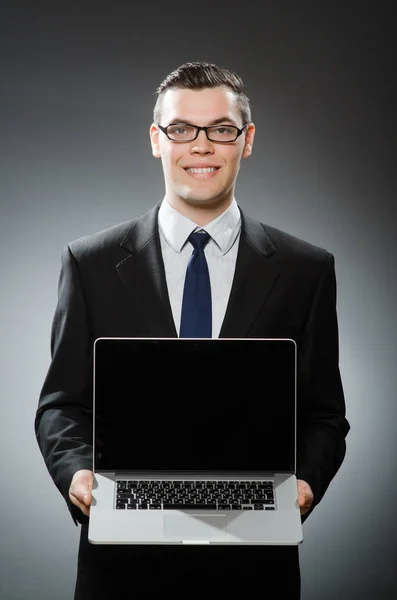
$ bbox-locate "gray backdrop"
[1,3,396,599]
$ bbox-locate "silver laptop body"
[88,337,303,546]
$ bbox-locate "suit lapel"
[116,204,178,337]
[116,203,279,339]
[219,209,280,337]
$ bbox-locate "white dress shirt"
[158,198,241,338]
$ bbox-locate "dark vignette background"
[1,2,396,599]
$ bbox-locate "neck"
[165,195,233,226]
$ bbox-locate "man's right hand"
[69,469,94,517]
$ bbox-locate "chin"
[185,195,217,205]
[177,187,225,207]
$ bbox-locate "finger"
[70,484,92,510]
[299,503,310,515]
[69,492,91,516]
[298,493,312,514]
[71,469,94,491]
[72,484,92,502]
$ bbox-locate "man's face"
[150,86,255,212]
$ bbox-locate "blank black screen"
[93,338,296,473]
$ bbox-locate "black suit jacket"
[35,203,350,527]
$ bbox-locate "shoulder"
[240,210,336,285]
[262,222,330,261]
[63,204,159,262]
[241,209,332,263]
[66,219,136,260]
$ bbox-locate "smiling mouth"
[184,167,220,177]
[185,167,219,173]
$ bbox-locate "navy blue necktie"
[180,231,212,338]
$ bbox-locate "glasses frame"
[158,122,249,144]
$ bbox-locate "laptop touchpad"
[164,513,227,539]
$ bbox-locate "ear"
[150,123,161,158]
[242,123,255,158]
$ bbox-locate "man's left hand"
[297,479,314,515]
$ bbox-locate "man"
[35,61,350,598]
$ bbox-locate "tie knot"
[188,231,211,251]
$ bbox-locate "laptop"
[88,337,303,546]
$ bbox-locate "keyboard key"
[163,503,217,510]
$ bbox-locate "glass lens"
[167,124,197,141]
[207,125,238,141]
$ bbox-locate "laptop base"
[88,472,303,545]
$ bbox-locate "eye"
[214,126,235,135]
[173,126,188,135]
[168,124,195,137]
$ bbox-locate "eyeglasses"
[158,122,248,143]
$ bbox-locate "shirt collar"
[158,198,241,255]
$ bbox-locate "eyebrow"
[169,117,237,126]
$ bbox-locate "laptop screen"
[93,338,296,474]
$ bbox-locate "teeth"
[187,167,217,173]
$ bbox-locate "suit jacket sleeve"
[296,252,350,520]
[34,244,94,525]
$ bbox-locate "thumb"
[82,488,92,505]
[73,482,93,504]
[70,470,94,503]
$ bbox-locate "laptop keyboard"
[115,480,275,510]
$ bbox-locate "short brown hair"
[153,61,251,125]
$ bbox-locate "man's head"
[150,62,255,223]
[153,62,252,126]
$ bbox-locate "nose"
[189,129,214,154]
